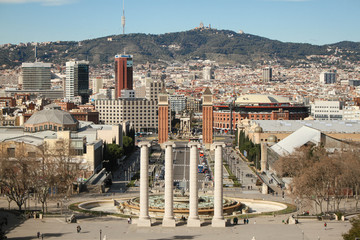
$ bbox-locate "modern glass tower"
[22,62,51,90]
[65,60,89,103]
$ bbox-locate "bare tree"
[0,142,41,211]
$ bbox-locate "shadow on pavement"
[148,235,198,240]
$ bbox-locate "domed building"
[24,104,79,132]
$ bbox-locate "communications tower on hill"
[122,0,126,34]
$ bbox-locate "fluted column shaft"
[212,142,226,227]
[138,141,151,227]
[163,142,176,227]
[187,142,201,227]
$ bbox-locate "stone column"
[138,141,151,227]
[187,142,201,227]
[212,142,226,227]
[162,142,176,227]
[262,183,269,195]
[260,143,268,172]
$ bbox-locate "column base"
[162,218,176,227]
[187,217,201,227]
[137,217,152,227]
[211,218,226,227]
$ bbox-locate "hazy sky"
[0,0,359,45]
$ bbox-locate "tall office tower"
[320,71,336,84]
[262,67,272,82]
[22,62,51,90]
[203,66,212,80]
[92,78,103,94]
[158,88,169,144]
[115,55,133,98]
[77,61,90,103]
[202,87,213,149]
[65,61,90,103]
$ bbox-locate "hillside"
[1,29,360,68]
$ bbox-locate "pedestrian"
[324,222,327,230]
[77,225,81,233]
[243,218,246,224]
[233,217,238,225]
[127,216,132,224]
[37,232,41,238]
[246,218,249,224]
[254,220,256,224]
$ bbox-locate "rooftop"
[252,120,360,133]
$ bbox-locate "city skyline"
[0,0,359,45]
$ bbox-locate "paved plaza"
[0,140,355,239]
[4,213,351,240]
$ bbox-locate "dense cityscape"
[1,1,360,239]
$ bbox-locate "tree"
[342,216,360,240]
[123,136,134,154]
[0,142,40,211]
[274,145,355,214]
[103,143,124,170]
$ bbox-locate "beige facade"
[95,99,158,133]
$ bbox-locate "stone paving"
[4,213,351,240]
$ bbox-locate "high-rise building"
[203,66,212,80]
[77,61,90,103]
[320,71,336,84]
[262,67,272,82]
[22,62,51,90]
[65,61,89,103]
[95,79,166,133]
[115,55,133,98]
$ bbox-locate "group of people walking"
[233,217,250,225]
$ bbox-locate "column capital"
[139,141,151,148]
[212,142,225,149]
[164,141,176,148]
[188,142,201,148]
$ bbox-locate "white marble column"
[212,142,226,227]
[138,141,151,227]
[187,142,201,227]
[162,142,176,227]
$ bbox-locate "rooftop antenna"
[121,0,126,35]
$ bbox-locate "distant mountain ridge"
[1,29,359,68]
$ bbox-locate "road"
[172,141,207,191]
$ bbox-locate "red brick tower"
[158,88,169,144]
[115,55,133,98]
[202,87,213,148]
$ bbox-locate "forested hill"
[1,29,360,68]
